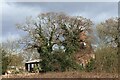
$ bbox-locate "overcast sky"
[1,2,118,42]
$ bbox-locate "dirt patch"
[2,71,118,78]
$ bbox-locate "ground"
[2,71,118,78]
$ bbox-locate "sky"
[1,2,118,42]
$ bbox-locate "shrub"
[85,58,95,72]
[95,46,118,73]
[39,50,79,72]
[1,49,9,74]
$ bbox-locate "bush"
[1,49,9,74]
[33,64,42,73]
[39,50,79,72]
[95,46,118,73]
[85,59,95,72]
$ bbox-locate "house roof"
[25,59,42,63]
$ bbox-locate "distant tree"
[96,18,119,73]
[7,53,24,67]
[0,46,9,74]
[21,49,39,62]
[17,12,93,72]
[2,39,20,54]
[96,18,119,51]
[2,39,24,68]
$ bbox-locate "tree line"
[1,12,119,74]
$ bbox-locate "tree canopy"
[96,18,119,48]
[95,18,119,73]
[17,12,93,72]
[96,18,120,58]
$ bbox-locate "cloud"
[2,2,118,42]
[2,2,42,37]
[11,2,117,23]
[1,2,41,42]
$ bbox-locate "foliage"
[85,58,95,72]
[96,18,119,73]
[96,18,119,49]
[33,64,42,73]
[0,41,24,74]
[39,49,78,72]
[2,39,24,68]
[17,12,93,72]
[7,54,24,67]
[1,48,24,74]
[95,45,118,73]
[0,47,9,74]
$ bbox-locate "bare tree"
[96,18,119,53]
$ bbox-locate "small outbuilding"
[25,59,42,72]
